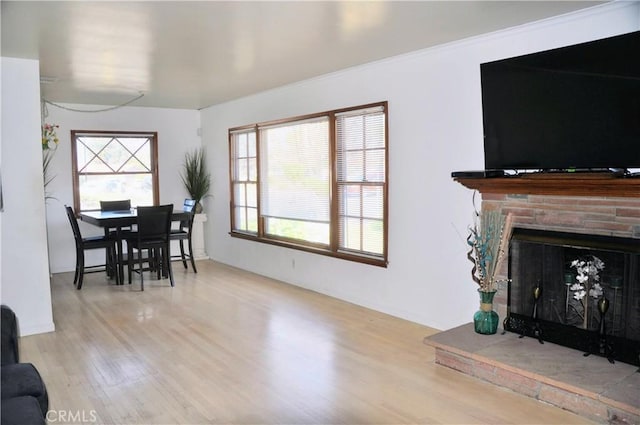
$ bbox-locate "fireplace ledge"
[424,324,640,424]
[453,174,640,198]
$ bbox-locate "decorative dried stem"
[492,212,514,281]
[467,210,514,292]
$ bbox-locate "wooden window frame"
[229,101,388,267]
[71,130,160,213]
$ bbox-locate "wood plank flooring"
[20,260,595,424]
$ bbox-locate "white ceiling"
[2,1,604,110]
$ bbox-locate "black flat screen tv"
[481,30,640,171]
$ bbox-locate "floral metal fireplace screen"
[505,228,640,366]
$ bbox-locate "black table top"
[80,209,189,228]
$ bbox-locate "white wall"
[1,57,55,335]
[200,3,640,331]
[43,104,201,273]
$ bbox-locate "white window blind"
[336,106,386,256]
[259,116,330,245]
[231,129,258,233]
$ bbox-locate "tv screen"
[481,30,640,171]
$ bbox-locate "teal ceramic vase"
[474,289,499,335]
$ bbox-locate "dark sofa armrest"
[1,396,46,425]
[1,363,49,415]
[1,305,19,365]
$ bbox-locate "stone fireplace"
[480,191,640,342]
[425,176,640,423]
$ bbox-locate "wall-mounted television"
[481,30,640,172]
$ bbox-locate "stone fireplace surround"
[482,191,640,328]
[425,175,640,424]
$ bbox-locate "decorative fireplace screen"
[505,228,640,366]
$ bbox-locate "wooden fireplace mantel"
[453,173,640,198]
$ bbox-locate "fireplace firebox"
[505,228,640,366]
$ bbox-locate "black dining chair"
[65,205,118,289]
[99,199,131,212]
[100,199,133,235]
[170,199,198,273]
[126,204,174,291]
[100,199,132,273]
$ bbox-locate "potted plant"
[466,208,514,334]
[180,147,211,213]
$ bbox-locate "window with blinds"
[230,129,258,234]
[229,101,388,266]
[336,106,386,257]
[260,117,330,245]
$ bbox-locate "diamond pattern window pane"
[73,132,157,211]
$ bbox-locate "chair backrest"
[183,199,196,213]
[100,199,131,212]
[136,204,173,242]
[65,205,83,247]
[179,199,196,231]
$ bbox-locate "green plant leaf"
[180,147,211,204]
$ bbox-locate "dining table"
[80,209,190,285]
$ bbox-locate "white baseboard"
[19,321,56,337]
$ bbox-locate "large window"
[229,102,388,266]
[71,131,159,212]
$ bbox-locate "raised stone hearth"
[424,324,640,424]
[446,177,640,423]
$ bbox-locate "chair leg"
[77,251,85,290]
[106,246,112,277]
[106,250,113,278]
[127,243,133,284]
[138,248,144,291]
[104,229,110,277]
[165,246,175,287]
[187,236,197,273]
[154,248,164,280]
[113,246,121,285]
[179,240,188,269]
[149,249,157,273]
[108,246,119,284]
[73,248,80,287]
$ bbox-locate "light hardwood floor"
[20,260,594,424]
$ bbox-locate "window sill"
[229,231,388,268]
